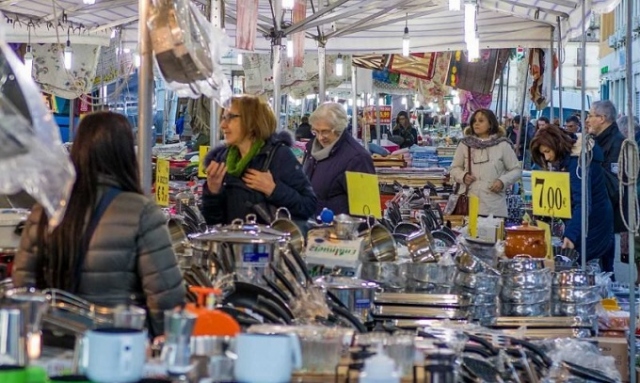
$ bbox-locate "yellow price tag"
[531,170,572,219]
[155,158,170,207]
[345,171,382,219]
[198,145,210,178]
[468,195,479,238]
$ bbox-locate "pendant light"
[24,23,33,75]
[83,0,95,4]
[286,37,294,59]
[335,54,343,76]
[237,52,243,66]
[64,28,73,70]
[449,0,461,11]
[282,0,294,10]
[402,15,410,57]
[464,1,477,44]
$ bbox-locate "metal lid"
[192,214,287,244]
[315,276,379,290]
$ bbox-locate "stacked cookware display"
[551,270,600,318]
[499,256,552,316]
[453,250,500,323]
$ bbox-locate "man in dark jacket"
[587,100,626,234]
[303,103,375,216]
[295,115,313,141]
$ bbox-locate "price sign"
[198,145,210,178]
[155,158,170,207]
[531,171,572,219]
[345,171,382,219]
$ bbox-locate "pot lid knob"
[320,208,334,224]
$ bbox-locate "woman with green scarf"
[200,95,317,225]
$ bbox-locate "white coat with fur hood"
[449,127,522,217]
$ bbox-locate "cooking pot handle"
[245,214,258,224]
[513,254,532,259]
[231,218,244,226]
[275,207,292,220]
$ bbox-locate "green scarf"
[226,139,265,177]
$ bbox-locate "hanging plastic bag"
[0,39,74,228]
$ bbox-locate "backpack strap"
[72,187,122,293]
[261,142,285,172]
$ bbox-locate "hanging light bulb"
[401,96,407,105]
[64,40,73,70]
[449,0,461,11]
[286,38,294,59]
[335,54,343,76]
[348,99,353,106]
[282,0,294,10]
[24,24,33,75]
[402,16,410,57]
[83,0,95,4]
[134,54,141,68]
[237,53,243,65]
[467,35,480,62]
[464,2,477,44]
[379,97,384,105]
[110,29,117,39]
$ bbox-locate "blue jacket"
[303,132,375,216]
[559,143,614,261]
[200,132,317,225]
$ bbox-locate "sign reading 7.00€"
[531,171,572,219]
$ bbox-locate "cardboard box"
[596,337,630,381]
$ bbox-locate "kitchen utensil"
[83,328,147,383]
[498,255,546,274]
[551,301,599,317]
[462,237,498,266]
[406,230,437,263]
[552,270,596,287]
[0,307,25,366]
[409,263,456,286]
[504,222,546,258]
[360,223,397,262]
[222,281,293,323]
[500,286,550,304]
[454,271,501,293]
[4,288,48,359]
[163,309,197,375]
[359,262,409,291]
[500,301,549,316]
[271,208,305,255]
[332,214,364,240]
[393,222,421,236]
[501,268,552,290]
[315,276,379,323]
[233,333,302,383]
[552,286,600,304]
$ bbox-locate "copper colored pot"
[504,222,546,258]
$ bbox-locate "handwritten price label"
[155,158,170,207]
[531,170,571,219]
[198,145,210,178]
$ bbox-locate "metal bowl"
[410,263,457,285]
[500,287,550,304]
[454,271,501,293]
[498,255,546,274]
[502,268,552,290]
[552,271,596,288]
[455,250,498,275]
[551,301,599,317]
[551,286,601,304]
[360,262,409,291]
[500,301,550,317]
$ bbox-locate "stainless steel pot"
[458,291,498,306]
[552,271,596,288]
[551,301,599,317]
[455,249,498,274]
[315,276,380,323]
[271,208,305,256]
[453,271,501,293]
[551,286,600,304]
[189,215,288,284]
[359,262,409,291]
[500,287,550,304]
[462,237,498,266]
[332,214,364,240]
[501,268,552,290]
[405,230,437,263]
[498,255,546,274]
[465,303,498,319]
[360,224,397,262]
[500,301,550,317]
[409,264,456,286]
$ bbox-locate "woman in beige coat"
[449,109,521,217]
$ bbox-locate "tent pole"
[272,39,283,129]
[210,0,222,146]
[557,17,564,125]
[375,92,381,146]
[518,59,530,170]
[138,0,153,194]
[68,98,75,142]
[318,42,327,104]
[625,0,636,380]
[579,0,587,271]
[548,27,554,123]
[352,64,358,139]
[497,67,504,120]
[505,59,510,116]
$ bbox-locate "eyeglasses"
[311,128,335,138]
[221,113,241,122]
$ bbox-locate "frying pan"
[222,281,293,322]
[215,306,262,328]
[288,243,313,284]
[261,276,290,303]
[269,264,297,298]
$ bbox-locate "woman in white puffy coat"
[449,109,522,217]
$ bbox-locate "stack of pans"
[499,256,552,316]
[454,250,500,322]
[552,270,600,317]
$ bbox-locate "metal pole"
[519,62,530,169]
[497,68,504,120]
[625,0,636,380]
[375,93,381,146]
[548,27,554,123]
[318,43,326,104]
[68,98,75,142]
[210,0,222,146]
[137,0,153,194]
[579,0,587,271]
[505,61,510,116]
[272,39,283,129]
[557,17,564,125]
[351,64,358,140]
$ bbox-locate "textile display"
[528,48,547,110]
[459,90,493,124]
[352,53,437,80]
[446,49,509,94]
[235,0,259,51]
[292,0,306,67]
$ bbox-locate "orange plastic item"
[186,286,241,337]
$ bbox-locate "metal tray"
[389,319,470,329]
[501,328,593,339]
[371,305,467,319]
[490,316,595,329]
[373,292,461,307]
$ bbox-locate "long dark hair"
[529,125,576,168]
[36,111,142,290]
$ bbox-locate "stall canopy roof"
[0,0,620,51]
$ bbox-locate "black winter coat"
[593,122,627,233]
[201,132,317,225]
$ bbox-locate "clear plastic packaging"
[0,40,75,228]
[148,0,232,103]
[539,338,622,382]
